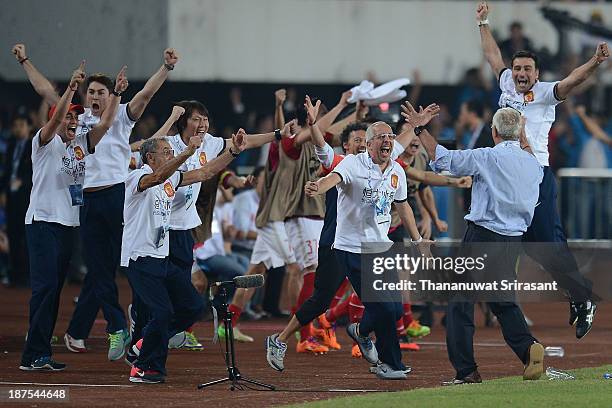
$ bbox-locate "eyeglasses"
[372,133,396,141]
[153,148,174,157]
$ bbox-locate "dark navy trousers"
[523,166,591,302]
[67,183,127,338]
[446,222,537,379]
[129,229,199,349]
[21,222,74,365]
[334,249,405,371]
[295,245,345,326]
[126,255,203,375]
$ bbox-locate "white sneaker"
[64,333,87,353]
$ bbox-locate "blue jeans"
[198,253,248,282]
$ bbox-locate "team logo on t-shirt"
[523,91,534,103]
[74,146,85,161]
[391,174,399,189]
[199,152,207,165]
[163,181,175,197]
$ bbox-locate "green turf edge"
[286,365,612,408]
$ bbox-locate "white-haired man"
[408,106,545,384]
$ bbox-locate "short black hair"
[511,50,539,70]
[340,122,368,153]
[85,73,114,93]
[174,100,210,135]
[11,111,32,126]
[464,99,485,119]
[510,21,523,31]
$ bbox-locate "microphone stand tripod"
[197,285,275,391]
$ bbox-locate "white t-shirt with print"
[332,152,408,253]
[120,164,182,266]
[166,133,226,230]
[78,103,136,188]
[26,130,92,227]
[498,68,563,166]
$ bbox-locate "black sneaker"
[575,301,596,339]
[442,370,482,386]
[569,302,579,326]
[31,356,66,371]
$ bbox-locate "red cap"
[48,103,85,120]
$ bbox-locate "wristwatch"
[274,129,282,141]
[414,126,424,136]
[112,90,122,97]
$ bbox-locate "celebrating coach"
[407,105,546,384]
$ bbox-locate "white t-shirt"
[232,189,259,250]
[166,133,226,230]
[332,152,408,253]
[498,68,563,166]
[78,104,136,188]
[120,164,182,267]
[26,130,92,227]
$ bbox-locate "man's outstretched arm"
[12,44,59,105]
[127,48,179,121]
[476,2,506,80]
[555,42,609,100]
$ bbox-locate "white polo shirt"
[232,189,259,250]
[498,68,563,166]
[120,164,182,267]
[26,130,92,227]
[332,152,408,253]
[166,133,226,230]
[78,103,136,188]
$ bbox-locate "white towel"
[348,78,411,106]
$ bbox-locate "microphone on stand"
[213,274,264,289]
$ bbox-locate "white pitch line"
[418,341,506,347]
[0,382,134,388]
[328,389,384,393]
